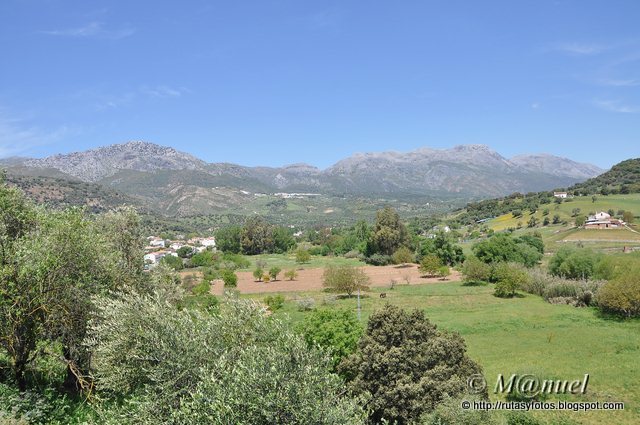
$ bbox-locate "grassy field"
[243,281,640,425]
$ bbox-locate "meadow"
[243,278,640,425]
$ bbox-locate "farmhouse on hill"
[583,211,625,229]
[553,191,568,198]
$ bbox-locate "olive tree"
[87,293,365,424]
[322,266,370,297]
[339,304,483,424]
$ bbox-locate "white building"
[148,237,165,248]
[201,237,216,249]
[553,192,568,199]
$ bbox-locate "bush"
[268,266,281,281]
[87,293,364,424]
[493,263,530,298]
[322,265,370,297]
[263,294,285,311]
[252,268,263,282]
[472,234,542,267]
[284,269,298,281]
[597,270,640,317]
[548,247,612,280]
[192,280,211,296]
[364,253,392,266]
[296,297,316,312]
[201,267,218,282]
[392,246,414,265]
[437,265,450,280]
[262,274,271,283]
[461,256,491,283]
[220,269,238,287]
[344,250,364,260]
[295,248,311,264]
[298,309,362,369]
[190,250,218,267]
[160,254,183,271]
[522,268,604,307]
[221,252,250,269]
[419,254,442,277]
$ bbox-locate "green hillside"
[569,158,640,195]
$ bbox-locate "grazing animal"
[380,293,387,298]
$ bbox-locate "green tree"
[552,214,561,224]
[160,254,183,271]
[461,256,492,283]
[392,246,414,265]
[492,263,530,298]
[575,215,586,227]
[190,250,217,267]
[241,216,275,255]
[87,293,365,424]
[221,269,238,287]
[597,269,640,318]
[284,269,298,281]
[371,206,409,256]
[177,246,193,258]
[298,309,363,369]
[527,216,538,228]
[322,266,370,297]
[419,254,442,277]
[623,211,634,224]
[269,266,281,281]
[419,232,465,265]
[295,248,311,264]
[339,304,483,424]
[253,268,264,281]
[548,247,609,280]
[437,265,450,280]
[215,225,242,254]
[472,234,542,267]
[272,226,296,253]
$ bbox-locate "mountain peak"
[24,141,206,182]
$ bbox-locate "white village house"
[583,211,625,230]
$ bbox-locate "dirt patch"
[210,264,461,295]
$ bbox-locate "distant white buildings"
[583,211,625,229]
[201,237,216,248]
[147,237,165,248]
[553,192,568,199]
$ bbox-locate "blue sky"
[0,0,639,168]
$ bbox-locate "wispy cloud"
[141,85,188,99]
[595,78,640,87]
[552,42,607,56]
[42,21,135,40]
[92,85,189,109]
[0,112,77,158]
[593,99,640,114]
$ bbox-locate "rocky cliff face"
[24,141,207,182]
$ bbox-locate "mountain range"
[2,141,605,216]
